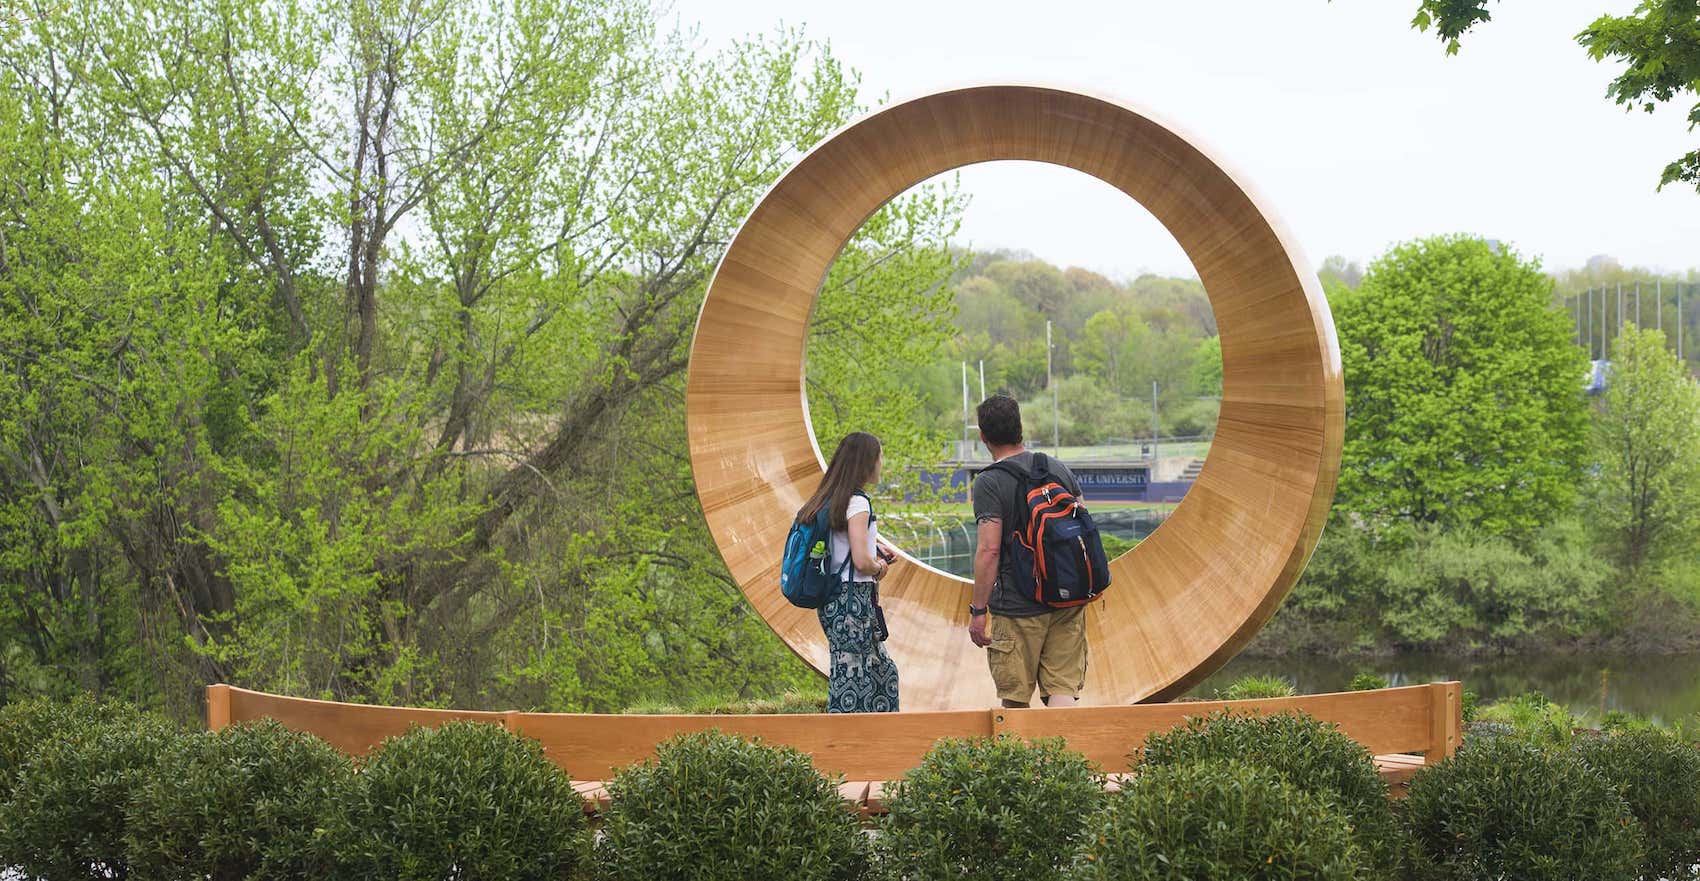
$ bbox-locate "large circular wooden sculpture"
[687,85,1343,710]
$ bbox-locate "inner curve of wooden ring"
[686,85,1343,710]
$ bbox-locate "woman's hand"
[872,557,890,581]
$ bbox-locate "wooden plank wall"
[208,681,1461,781]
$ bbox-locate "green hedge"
[0,695,105,800]
[878,735,1103,881]
[1137,711,1400,875]
[125,719,352,881]
[1072,760,1369,880]
[1572,729,1700,881]
[6,695,1697,881]
[595,730,867,881]
[329,720,587,881]
[1402,735,1644,881]
[0,701,180,881]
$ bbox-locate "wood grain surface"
[209,683,1459,805]
[686,85,1344,709]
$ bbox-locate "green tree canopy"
[0,0,972,715]
[1586,324,1700,573]
[1334,235,1588,536]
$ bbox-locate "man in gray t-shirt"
[971,452,1084,618]
[967,395,1089,709]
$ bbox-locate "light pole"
[960,361,969,456]
[1048,320,1058,451]
[1151,380,1159,465]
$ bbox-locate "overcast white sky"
[669,0,1697,280]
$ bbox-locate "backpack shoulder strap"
[850,489,874,524]
[980,458,1031,484]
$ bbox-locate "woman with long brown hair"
[797,431,899,713]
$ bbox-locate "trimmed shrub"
[1136,711,1399,875]
[877,735,1103,881]
[330,721,586,881]
[1402,735,1643,881]
[1214,674,1295,701]
[596,730,867,881]
[0,706,180,881]
[125,719,352,881]
[1573,728,1700,881]
[0,695,105,800]
[1071,760,1368,880]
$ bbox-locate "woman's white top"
[831,494,879,584]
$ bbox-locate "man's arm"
[969,518,1001,647]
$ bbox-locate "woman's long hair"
[797,432,882,530]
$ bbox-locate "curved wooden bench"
[207,681,1460,812]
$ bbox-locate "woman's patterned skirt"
[817,581,900,713]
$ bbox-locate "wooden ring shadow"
[686,85,1343,710]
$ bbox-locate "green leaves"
[330,721,587,881]
[807,182,967,503]
[1578,1,1700,193]
[1407,0,1496,55]
[1394,0,1700,193]
[1075,760,1369,881]
[125,719,353,881]
[0,0,877,713]
[1403,736,1645,881]
[597,731,868,881]
[0,699,181,881]
[1137,712,1399,876]
[877,735,1105,881]
[1573,728,1700,881]
[1585,324,1700,573]
[1334,235,1588,538]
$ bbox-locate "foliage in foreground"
[596,731,868,881]
[1138,712,1399,875]
[330,721,587,881]
[877,736,1104,881]
[1072,760,1368,881]
[1402,735,1644,881]
[0,703,179,881]
[1573,728,1700,881]
[125,719,352,881]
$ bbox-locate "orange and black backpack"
[984,453,1112,607]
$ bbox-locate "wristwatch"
[968,604,987,616]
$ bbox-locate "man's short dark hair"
[977,395,1023,446]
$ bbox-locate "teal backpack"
[779,494,863,609]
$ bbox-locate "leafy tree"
[1579,3,1700,192]
[1192,336,1224,397]
[1398,0,1700,193]
[1585,324,1700,573]
[1334,235,1588,536]
[807,183,967,496]
[986,259,1071,317]
[0,0,958,716]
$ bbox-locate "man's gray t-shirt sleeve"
[971,469,1008,525]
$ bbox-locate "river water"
[1189,651,1700,725]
